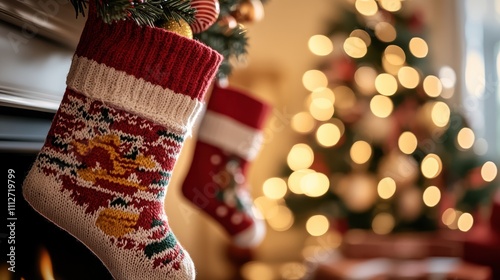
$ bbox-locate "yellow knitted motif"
[73,134,156,190]
[95,208,140,237]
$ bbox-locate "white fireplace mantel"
[0,0,85,112]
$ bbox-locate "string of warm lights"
[256,0,499,244]
[243,1,499,278]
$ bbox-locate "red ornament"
[190,0,220,34]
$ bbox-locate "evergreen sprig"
[194,23,248,80]
[69,0,196,26]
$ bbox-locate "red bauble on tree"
[190,0,220,33]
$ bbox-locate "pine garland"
[68,0,263,79]
[194,23,248,80]
[69,0,196,26]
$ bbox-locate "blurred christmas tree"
[260,0,499,236]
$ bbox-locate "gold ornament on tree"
[158,19,193,39]
[218,15,238,34]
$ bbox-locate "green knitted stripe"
[144,232,177,258]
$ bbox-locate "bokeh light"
[380,0,402,12]
[263,177,288,200]
[266,205,294,231]
[291,112,316,134]
[311,87,335,104]
[372,213,395,235]
[370,95,394,118]
[409,37,429,58]
[442,208,456,226]
[457,212,474,232]
[398,66,420,89]
[398,131,418,154]
[375,73,398,96]
[377,177,397,199]
[308,34,333,56]
[302,70,328,91]
[481,161,498,182]
[457,127,475,150]
[309,98,334,121]
[316,123,342,147]
[287,143,314,171]
[423,75,442,97]
[350,140,372,164]
[344,37,368,58]
[422,186,441,207]
[288,169,315,194]
[421,153,443,179]
[431,101,451,127]
[385,45,406,66]
[301,172,330,197]
[355,0,378,16]
[306,215,330,236]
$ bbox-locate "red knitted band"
[75,10,222,101]
[207,85,271,129]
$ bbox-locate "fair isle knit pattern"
[22,6,222,280]
[30,90,187,271]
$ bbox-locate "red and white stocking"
[182,85,270,248]
[22,6,222,280]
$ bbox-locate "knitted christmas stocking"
[22,9,221,280]
[182,85,270,248]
